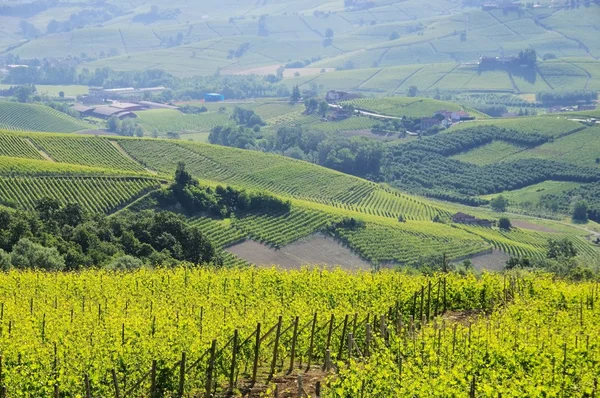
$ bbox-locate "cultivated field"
[0,102,91,133]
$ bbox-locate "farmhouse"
[436,110,473,122]
[71,105,95,117]
[90,106,138,120]
[420,117,441,131]
[452,212,494,228]
[326,90,360,103]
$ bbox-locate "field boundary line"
[393,66,424,92]
[358,68,383,89]
[109,140,159,175]
[563,60,592,90]
[535,66,554,90]
[507,72,520,93]
[118,28,128,55]
[425,63,460,91]
[24,138,55,162]
[298,16,323,38]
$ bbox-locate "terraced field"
[30,136,147,172]
[0,134,43,160]
[117,138,445,221]
[0,102,91,133]
[335,222,488,265]
[232,208,338,247]
[0,176,160,213]
[459,225,600,261]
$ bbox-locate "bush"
[108,255,144,271]
[498,217,512,230]
[491,195,508,212]
[0,249,11,271]
[10,238,65,271]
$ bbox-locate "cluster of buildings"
[547,104,597,113]
[420,110,473,131]
[481,1,521,11]
[71,101,178,120]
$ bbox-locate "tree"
[58,91,65,98]
[490,195,508,212]
[325,28,334,38]
[498,217,512,230]
[460,31,467,42]
[319,101,329,118]
[134,125,145,137]
[547,238,577,259]
[290,85,301,103]
[572,200,588,223]
[107,116,121,132]
[0,249,11,272]
[108,255,144,271]
[175,162,194,187]
[407,85,418,97]
[389,31,400,40]
[10,238,65,271]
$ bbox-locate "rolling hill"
[0,129,598,269]
[0,102,91,133]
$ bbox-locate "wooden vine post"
[270,316,283,378]
[252,323,261,385]
[229,330,239,392]
[178,352,186,398]
[205,340,217,398]
[289,317,299,373]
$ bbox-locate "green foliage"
[10,238,65,271]
[498,217,512,230]
[107,255,144,271]
[572,200,588,223]
[547,238,578,260]
[491,195,509,212]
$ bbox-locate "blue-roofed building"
[205,93,225,102]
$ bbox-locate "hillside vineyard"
[0,0,600,396]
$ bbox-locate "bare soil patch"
[455,249,510,271]
[226,234,371,270]
[512,220,559,233]
[239,366,330,398]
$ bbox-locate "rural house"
[452,212,494,228]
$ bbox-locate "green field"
[0,102,91,133]
[0,84,89,97]
[136,109,232,135]
[451,141,527,165]
[340,97,469,118]
[481,181,581,206]
[504,125,600,167]
[447,116,584,138]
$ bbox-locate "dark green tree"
[572,200,588,223]
[498,217,512,230]
[490,195,508,212]
[290,85,301,103]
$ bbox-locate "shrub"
[108,255,144,271]
[0,249,11,271]
[10,238,65,271]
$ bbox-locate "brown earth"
[512,220,559,233]
[226,234,371,270]
[458,249,511,271]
